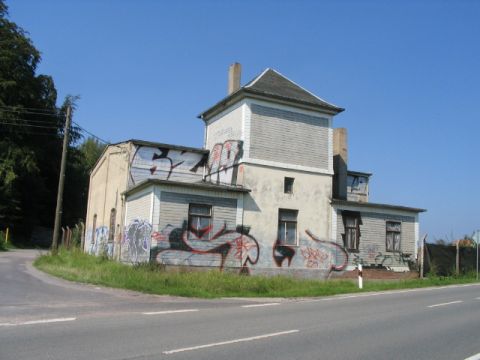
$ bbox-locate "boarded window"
[91,214,97,244]
[188,204,212,239]
[108,208,116,243]
[386,221,401,252]
[278,209,298,245]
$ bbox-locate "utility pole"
[52,106,72,254]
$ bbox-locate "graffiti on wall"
[206,140,243,185]
[122,219,152,263]
[352,251,411,268]
[130,146,207,185]
[374,251,411,267]
[273,230,348,273]
[272,241,296,267]
[89,226,109,256]
[129,140,243,186]
[150,221,259,273]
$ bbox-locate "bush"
[0,231,7,251]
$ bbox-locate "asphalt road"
[1,250,479,360]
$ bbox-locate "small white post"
[358,263,363,289]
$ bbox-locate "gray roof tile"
[199,68,344,119]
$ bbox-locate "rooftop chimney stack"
[333,128,348,200]
[228,63,242,95]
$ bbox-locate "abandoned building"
[84,64,425,278]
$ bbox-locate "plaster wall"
[241,163,339,276]
[84,143,130,256]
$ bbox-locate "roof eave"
[332,199,426,213]
[198,88,344,121]
[123,178,251,197]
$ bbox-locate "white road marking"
[163,329,299,354]
[142,309,199,315]
[302,283,480,303]
[242,303,280,308]
[427,300,463,308]
[0,317,76,327]
[464,352,480,360]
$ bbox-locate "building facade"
[84,64,425,278]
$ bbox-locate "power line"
[0,121,58,129]
[73,121,110,144]
[1,105,110,145]
[0,105,58,115]
[0,128,59,137]
[0,116,60,124]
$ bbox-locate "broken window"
[278,209,298,245]
[284,177,294,194]
[342,211,361,250]
[386,221,401,252]
[188,204,212,239]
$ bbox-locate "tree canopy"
[0,0,104,244]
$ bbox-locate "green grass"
[34,249,480,298]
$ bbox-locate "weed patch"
[34,249,480,298]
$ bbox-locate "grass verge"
[34,249,480,298]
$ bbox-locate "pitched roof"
[199,68,344,120]
[109,139,208,154]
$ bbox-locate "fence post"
[358,264,363,289]
[420,234,427,279]
[61,227,65,247]
[5,227,9,244]
[68,226,73,249]
[456,241,460,275]
[80,222,85,252]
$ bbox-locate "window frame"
[277,209,298,246]
[342,211,361,251]
[344,216,360,250]
[284,177,294,194]
[386,221,401,252]
[188,203,213,240]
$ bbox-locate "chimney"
[333,128,348,200]
[228,63,241,95]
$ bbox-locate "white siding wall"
[334,207,417,270]
[205,101,244,151]
[249,103,330,170]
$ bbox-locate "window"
[284,177,294,194]
[342,211,361,250]
[344,216,360,250]
[278,209,298,245]
[386,221,401,252]
[188,204,212,239]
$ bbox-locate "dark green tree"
[0,1,96,244]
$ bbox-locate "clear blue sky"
[8,0,480,242]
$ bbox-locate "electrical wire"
[0,105,58,115]
[1,106,110,145]
[0,121,58,129]
[72,121,110,144]
[0,117,60,124]
[0,128,59,137]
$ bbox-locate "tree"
[0,1,93,244]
